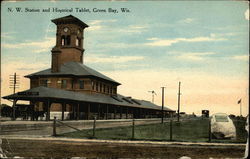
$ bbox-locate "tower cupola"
[51,15,88,72]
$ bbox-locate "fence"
[52,117,247,143]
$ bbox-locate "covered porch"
[3,86,174,121]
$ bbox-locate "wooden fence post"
[53,117,57,136]
[132,118,135,139]
[170,119,173,141]
[93,116,96,137]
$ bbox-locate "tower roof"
[25,62,121,85]
[51,15,89,28]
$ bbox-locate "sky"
[1,1,249,116]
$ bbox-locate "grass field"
[60,117,247,143]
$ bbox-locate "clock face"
[63,27,69,33]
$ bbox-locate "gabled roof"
[25,62,120,85]
[52,15,88,28]
[2,86,174,112]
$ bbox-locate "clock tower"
[51,15,88,72]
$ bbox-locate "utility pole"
[161,87,166,124]
[9,73,19,120]
[148,90,157,103]
[177,81,181,122]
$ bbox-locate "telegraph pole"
[177,82,181,122]
[161,87,166,124]
[9,73,19,120]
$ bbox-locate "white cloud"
[145,35,227,47]
[245,9,249,20]
[147,37,160,41]
[176,52,215,61]
[179,18,195,24]
[232,55,249,61]
[87,19,117,31]
[98,42,141,49]
[85,54,144,64]
[2,37,55,53]
[87,25,103,31]
[1,32,15,40]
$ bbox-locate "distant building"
[3,15,174,120]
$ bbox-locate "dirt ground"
[1,138,245,159]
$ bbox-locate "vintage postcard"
[0,0,249,158]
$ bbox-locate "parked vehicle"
[210,113,236,139]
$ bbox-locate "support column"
[12,99,18,120]
[126,107,128,119]
[120,106,122,119]
[98,104,101,120]
[73,104,77,120]
[114,106,117,119]
[46,100,51,121]
[31,103,35,121]
[87,103,90,120]
[62,103,65,121]
[106,105,109,120]
[77,103,80,120]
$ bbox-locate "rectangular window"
[71,80,74,89]
[96,82,99,91]
[92,81,94,90]
[100,83,102,92]
[103,84,106,93]
[40,79,48,87]
[79,80,84,89]
[61,79,67,89]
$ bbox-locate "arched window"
[61,35,66,46]
[76,38,79,46]
[76,37,81,47]
[66,35,71,45]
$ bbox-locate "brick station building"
[3,15,174,121]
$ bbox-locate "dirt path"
[1,138,245,159]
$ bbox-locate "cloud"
[178,18,195,24]
[87,20,147,34]
[245,9,249,20]
[175,52,216,61]
[87,19,117,31]
[145,35,227,47]
[2,37,55,53]
[98,42,142,49]
[232,55,249,61]
[1,32,15,40]
[85,54,145,64]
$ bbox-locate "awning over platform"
[3,86,174,112]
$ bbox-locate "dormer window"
[79,80,84,89]
[40,79,48,87]
[61,79,67,89]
